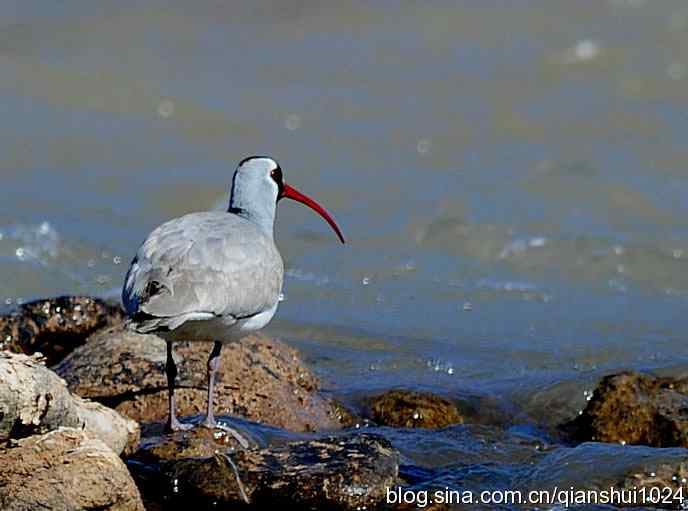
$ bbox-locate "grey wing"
[122,212,283,333]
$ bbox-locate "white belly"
[159,302,279,343]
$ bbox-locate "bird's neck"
[228,194,277,239]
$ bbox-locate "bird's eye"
[271,166,284,198]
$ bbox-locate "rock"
[515,441,688,505]
[514,375,598,432]
[0,427,144,511]
[378,424,549,511]
[330,400,368,428]
[365,390,464,429]
[562,371,688,448]
[0,351,139,456]
[55,325,343,432]
[385,423,549,467]
[0,296,123,365]
[133,426,248,465]
[76,397,141,457]
[622,461,688,510]
[130,432,399,510]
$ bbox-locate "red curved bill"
[281,183,346,244]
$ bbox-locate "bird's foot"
[202,415,250,449]
[165,417,193,433]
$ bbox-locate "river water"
[2,1,688,505]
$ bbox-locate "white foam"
[0,221,60,265]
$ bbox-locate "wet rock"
[515,375,598,433]
[377,424,549,511]
[0,295,123,365]
[386,423,549,468]
[131,432,399,510]
[623,461,688,510]
[365,390,464,429]
[0,427,144,511]
[516,441,688,504]
[386,436,688,510]
[449,390,511,427]
[562,371,688,448]
[55,325,343,432]
[134,426,250,465]
[0,351,139,456]
[330,400,367,428]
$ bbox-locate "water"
[3,0,688,503]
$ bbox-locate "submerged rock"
[515,375,597,433]
[377,424,549,511]
[0,351,139,456]
[623,461,688,510]
[54,325,343,432]
[563,371,688,448]
[133,425,252,465]
[0,427,144,511]
[0,295,123,365]
[130,432,399,510]
[330,400,368,428]
[516,441,688,509]
[365,390,464,429]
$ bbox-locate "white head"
[228,156,345,243]
[229,155,281,207]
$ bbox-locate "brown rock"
[515,441,688,505]
[131,433,399,510]
[0,427,144,511]
[0,296,123,365]
[0,352,139,456]
[366,390,464,429]
[622,462,688,510]
[330,400,368,428]
[515,374,598,433]
[54,325,343,432]
[563,371,688,447]
[133,426,247,466]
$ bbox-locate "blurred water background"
[2,0,688,423]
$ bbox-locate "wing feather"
[122,212,283,332]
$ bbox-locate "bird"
[121,156,344,444]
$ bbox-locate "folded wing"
[122,212,283,333]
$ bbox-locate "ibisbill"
[122,156,345,446]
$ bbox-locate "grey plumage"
[122,211,283,336]
[120,155,342,435]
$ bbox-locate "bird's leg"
[203,341,222,426]
[165,341,192,432]
[202,341,250,448]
